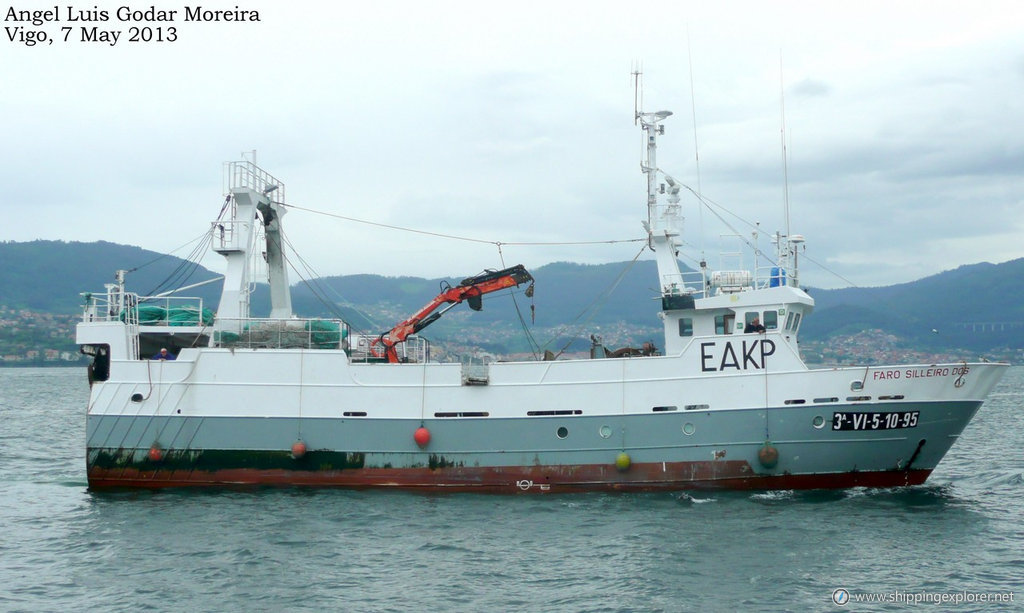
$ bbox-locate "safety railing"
[81,292,209,327]
[211,219,249,253]
[212,318,349,350]
[348,333,430,363]
[224,161,286,202]
[460,353,493,385]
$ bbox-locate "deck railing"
[212,318,349,350]
[347,333,430,363]
[81,292,210,327]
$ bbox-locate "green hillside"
[2,240,1021,354]
[805,259,1024,350]
[294,260,665,326]
[0,240,222,313]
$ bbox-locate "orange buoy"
[758,442,779,468]
[291,440,307,459]
[148,444,163,462]
[414,426,431,448]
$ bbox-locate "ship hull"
[85,393,986,492]
[81,348,1008,492]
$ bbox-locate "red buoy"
[758,443,779,468]
[291,440,307,459]
[148,444,163,462]
[414,427,431,448]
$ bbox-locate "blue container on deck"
[769,267,786,287]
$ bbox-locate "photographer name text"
[5,5,261,46]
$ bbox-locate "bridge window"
[785,311,802,332]
[678,318,693,337]
[714,314,734,335]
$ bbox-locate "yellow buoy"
[615,452,631,471]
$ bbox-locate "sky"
[4,0,1023,289]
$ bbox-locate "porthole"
[556,426,569,439]
[850,380,864,391]
[130,393,144,403]
[812,415,825,429]
[682,422,696,436]
[599,425,612,439]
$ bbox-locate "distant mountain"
[1,240,1021,353]
[0,240,222,313]
[293,260,667,327]
[804,259,1024,350]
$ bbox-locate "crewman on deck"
[152,348,176,361]
[744,317,766,334]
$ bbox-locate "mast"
[212,162,292,334]
[637,107,685,299]
[256,190,293,319]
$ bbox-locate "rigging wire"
[137,196,232,297]
[676,183,779,267]
[142,228,216,298]
[279,225,541,355]
[675,184,855,288]
[540,243,648,359]
[270,225,382,344]
[278,202,645,249]
[278,231,381,331]
[243,180,859,361]
[800,253,860,288]
[128,230,212,274]
[271,201,645,356]
[270,201,652,352]
[496,243,542,359]
[686,28,706,261]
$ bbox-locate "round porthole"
[599,425,612,439]
[682,422,695,436]
[556,426,569,439]
[812,415,825,429]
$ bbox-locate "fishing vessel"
[76,106,1007,491]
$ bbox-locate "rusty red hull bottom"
[87,460,934,492]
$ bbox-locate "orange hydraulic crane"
[370,264,534,363]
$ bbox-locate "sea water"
[0,367,1020,612]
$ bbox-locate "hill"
[804,259,1024,351]
[292,260,666,326]
[1,240,1021,356]
[0,240,222,313]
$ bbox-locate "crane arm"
[371,264,534,362]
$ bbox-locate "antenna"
[686,28,706,261]
[686,30,702,198]
[632,62,643,125]
[778,51,802,287]
[779,52,791,245]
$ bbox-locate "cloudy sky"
[4,0,1023,289]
